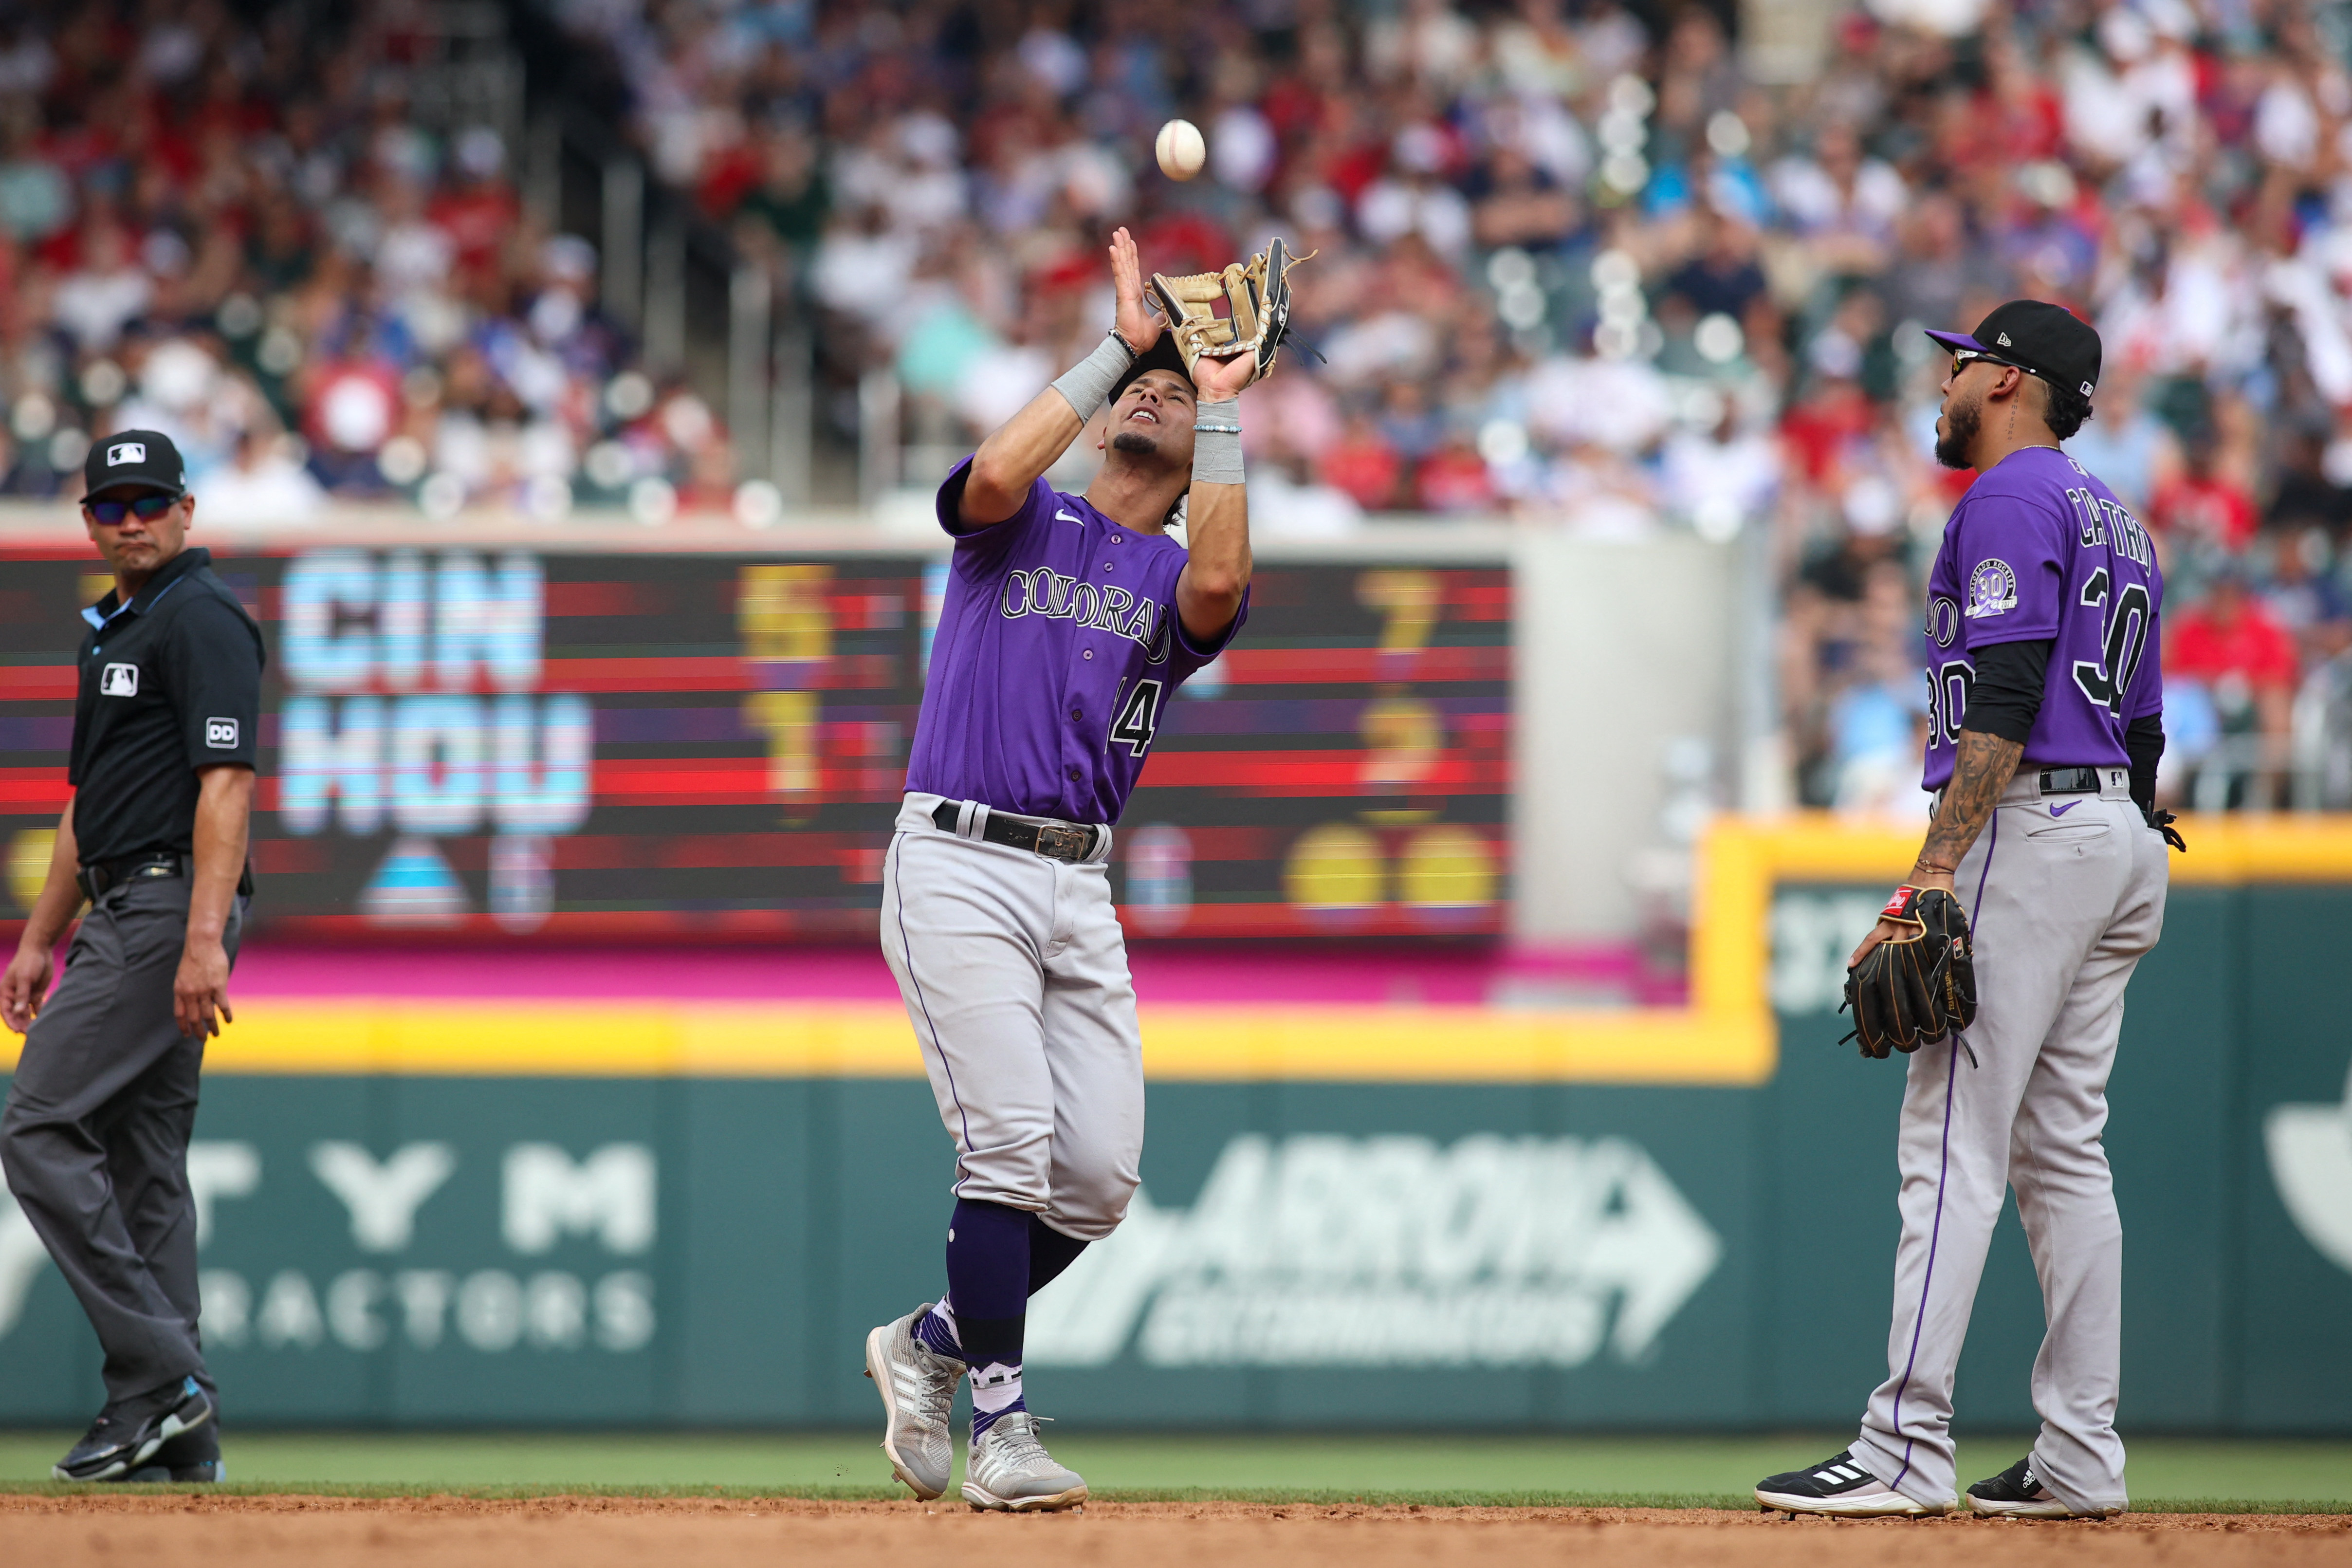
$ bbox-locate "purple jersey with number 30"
[1920,447,2164,793]
[904,458,1248,823]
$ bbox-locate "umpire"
[0,431,261,1483]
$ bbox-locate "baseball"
[1155,118,1206,181]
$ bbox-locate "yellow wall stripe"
[110,1000,1771,1083]
[3,812,2345,1084]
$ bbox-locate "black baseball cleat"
[1966,1455,2113,1518]
[120,1420,225,1484]
[1755,1448,1945,1516]
[119,1460,224,1483]
[53,1376,216,1482]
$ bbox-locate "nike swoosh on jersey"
[2049,801,2079,816]
[1056,508,1083,524]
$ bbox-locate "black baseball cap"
[82,428,188,502]
[1110,334,1195,404]
[1925,300,2100,402]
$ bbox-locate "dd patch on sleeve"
[205,717,240,749]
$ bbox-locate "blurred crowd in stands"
[4,0,2352,807]
[548,0,2352,810]
[0,0,738,531]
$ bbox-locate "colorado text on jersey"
[997,568,1172,663]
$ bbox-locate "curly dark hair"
[2044,380,2094,442]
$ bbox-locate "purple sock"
[943,1198,1030,1327]
[912,1301,959,1359]
[933,1199,1034,1436]
[1028,1215,1088,1294]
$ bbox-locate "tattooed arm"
[1849,728,2024,966]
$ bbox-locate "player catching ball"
[1758,303,2182,1520]
[864,226,1297,1511]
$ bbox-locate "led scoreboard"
[0,547,1508,941]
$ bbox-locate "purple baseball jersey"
[1921,446,2164,793]
[904,459,1248,823]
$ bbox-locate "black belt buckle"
[85,854,184,901]
[1032,823,1091,862]
[2039,766,2098,795]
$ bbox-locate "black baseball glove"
[1840,885,1978,1058]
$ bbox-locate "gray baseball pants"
[880,793,1143,1242]
[1,873,243,1404]
[1853,776,2168,1514]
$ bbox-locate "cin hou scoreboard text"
[0,547,1509,940]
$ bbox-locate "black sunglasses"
[83,494,180,525]
[1950,348,2045,383]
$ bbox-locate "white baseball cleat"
[863,1303,962,1501]
[1754,1449,1950,1516]
[961,1411,1088,1512]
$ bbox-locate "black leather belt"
[76,853,183,903]
[1936,765,2109,814]
[75,854,255,902]
[931,801,1102,863]
[2036,766,2102,794]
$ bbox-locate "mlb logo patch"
[106,441,147,467]
[99,662,138,696]
[205,717,239,750]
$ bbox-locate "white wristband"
[1193,398,1243,485]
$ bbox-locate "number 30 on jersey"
[2070,569,2151,715]
[1923,565,2152,750]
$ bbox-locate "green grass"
[0,1432,2344,1512]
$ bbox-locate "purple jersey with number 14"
[903,458,1248,824]
[1920,446,2164,793]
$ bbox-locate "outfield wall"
[1,819,2347,1433]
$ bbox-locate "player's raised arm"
[960,227,1164,528]
[1175,348,1255,643]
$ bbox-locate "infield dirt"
[1,1494,2345,1566]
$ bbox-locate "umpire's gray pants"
[880,794,1144,1242]
[1853,790,2168,1515]
[1,874,242,1404]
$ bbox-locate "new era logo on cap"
[1997,332,2012,347]
[107,441,147,466]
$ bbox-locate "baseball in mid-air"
[1156,118,1206,181]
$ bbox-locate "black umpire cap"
[82,428,189,502]
[1926,300,2101,403]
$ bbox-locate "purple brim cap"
[1925,329,1985,353]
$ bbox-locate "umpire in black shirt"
[0,431,261,1483]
